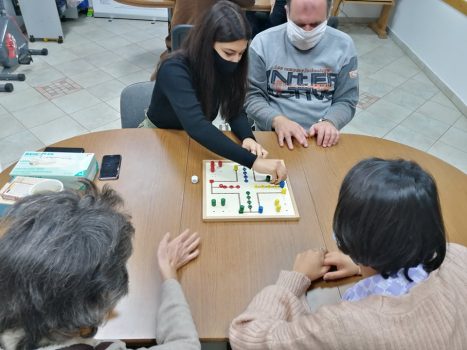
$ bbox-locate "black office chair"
[120,81,155,128]
[171,24,193,52]
[328,16,339,29]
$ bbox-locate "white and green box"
[10,152,98,188]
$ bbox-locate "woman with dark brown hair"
[144,1,287,183]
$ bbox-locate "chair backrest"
[120,81,156,128]
[328,16,338,29]
[171,24,194,51]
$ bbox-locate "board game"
[202,160,299,221]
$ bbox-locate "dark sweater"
[147,56,257,168]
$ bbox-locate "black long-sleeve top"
[147,56,257,168]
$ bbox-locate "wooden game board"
[202,160,299,221]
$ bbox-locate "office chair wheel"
[29,35,35,42]
[58,36,63,44]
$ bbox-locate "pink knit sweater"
[230,243,467,350]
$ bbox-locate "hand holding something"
[252,158,287,184]
[272,115,309,150]
[308,121,339,148]
[242,138,269,158]
[323,251,360,281]
[293,249,330,282]
[157,229,200,281]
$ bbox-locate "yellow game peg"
[274,199,280,206]
[281,188,287,194]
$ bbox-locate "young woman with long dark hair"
[144,1,287,182]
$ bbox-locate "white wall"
[389,0,467,106]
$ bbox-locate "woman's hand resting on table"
[323,251,361,281]
[157,229,201,281]
[242,138,269,158]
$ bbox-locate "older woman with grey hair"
[0,182,201,350]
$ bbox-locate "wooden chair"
[332,0,395,38]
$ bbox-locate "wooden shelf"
[332,0,396,39]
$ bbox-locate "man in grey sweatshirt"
[246,0,358,149]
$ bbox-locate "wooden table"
[1,130,466,342]
[114,0,272,11]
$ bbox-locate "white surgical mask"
[286,19,327,50]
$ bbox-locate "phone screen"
[99,155,122,180]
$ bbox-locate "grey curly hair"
[0,181,135,350]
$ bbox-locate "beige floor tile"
[40,47,80,66]
[384,125,436,152]
[430,92,462,112]
[51,90,101,114]
[119,29,158,43]
[369,67,409,88]
[428,141,467,174]
[384,56,421,78]
[106,97,121,113]
[0,88,48,113]
[111,43,148,61]
[453,116,467,132]
[0,130,44,168]
[117,70,152,86]
[94,35,133,51]
[383,89,426,112]
[354,109,399,133]
[67,69,114,89]
[71,103,120,130]
[400,112,450,140]
[91,119,122,132]
[0,104,9,116]
[85,50,124,68]
[54,58,98,76]
[30,116,88,145]
[12,102,66,128]
[87,79,126,102]
[134,52,160,71]
[23,66,66,87]
[100,59,143,79]
[68,42,107,58]
[100,21,137,35]
[0,114,26,139]
[359,50,398,70]
[438,127,467,152]
[416,101,461,124]
[366,99,413,124]
[359,77,394,98]
[399,78,440,100]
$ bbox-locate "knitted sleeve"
[229,270,338,349]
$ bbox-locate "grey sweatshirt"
[246,23,359,131]
[0,279,200,350]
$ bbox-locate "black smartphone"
[99,155,122,181]
[44,147,85,153]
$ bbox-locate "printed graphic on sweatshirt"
[267,66,337,101]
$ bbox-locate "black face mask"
[213,49,238,75]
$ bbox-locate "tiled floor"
[0,17,466,173]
